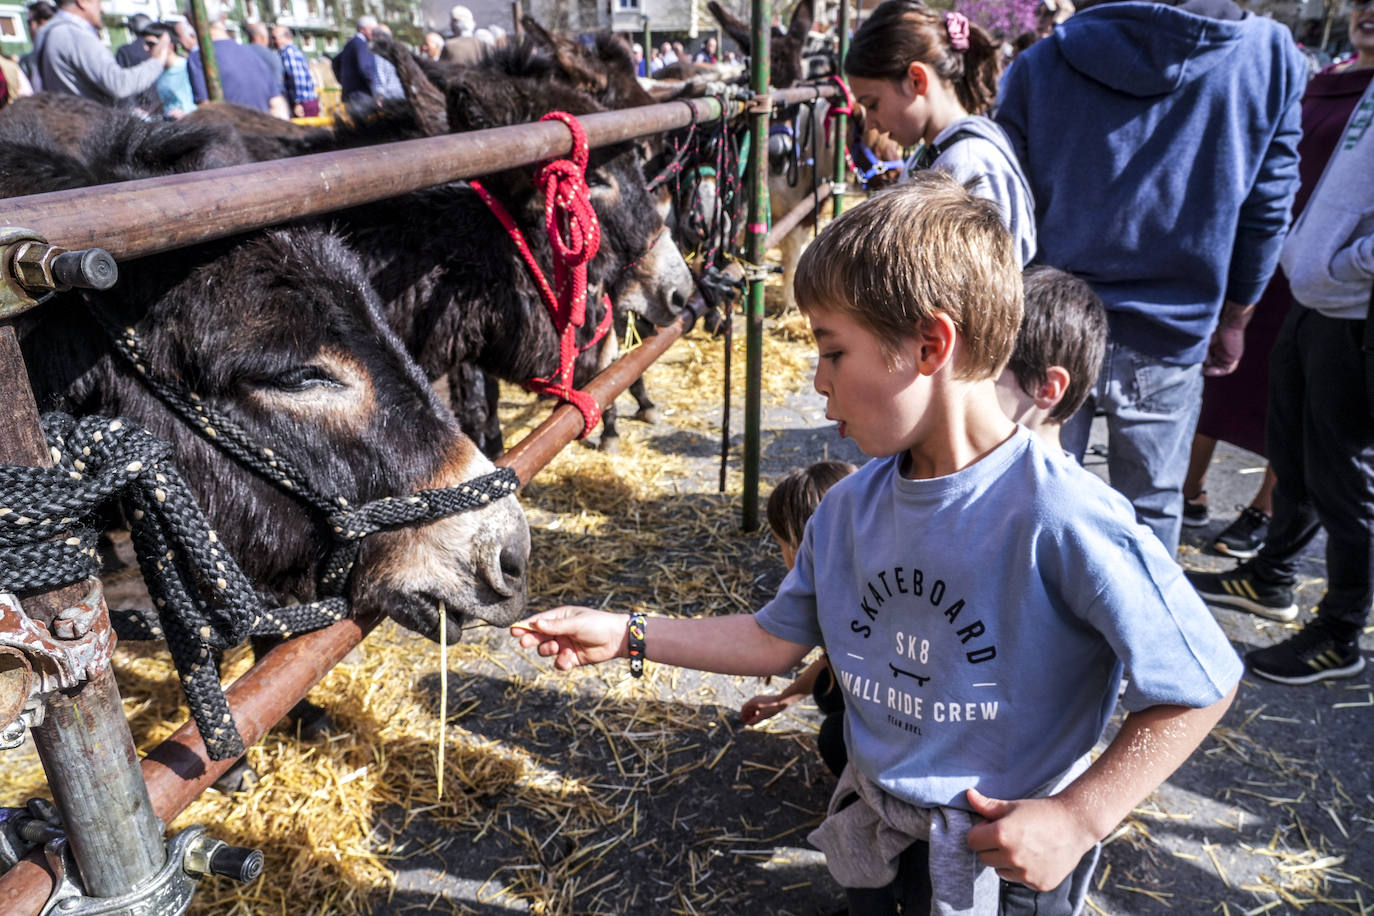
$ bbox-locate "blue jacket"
[997,3,1305,364]
[331,32,375,101]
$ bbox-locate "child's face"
[808,306,927,458]
[850,72,927,148]
[773,533,798,571]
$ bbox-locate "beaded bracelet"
[627,612,646,678]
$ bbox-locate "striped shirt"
[278,43,317,105]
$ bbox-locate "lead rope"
[471,111,612,438]
[0,413,351,761]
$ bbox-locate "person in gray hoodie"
[1189,79,1374,685]
[30,0,171,105]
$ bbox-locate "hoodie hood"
[1056,2,1251,98]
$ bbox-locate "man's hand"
[1203,300,1256,377]
[510,606,628,671]
[964,789,1098,891]
[151,33,175,68]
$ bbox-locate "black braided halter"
[0,413,353,760]
[98,320,520,599]
[0,308,521,760]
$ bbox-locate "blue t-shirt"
[756,426,1242,809]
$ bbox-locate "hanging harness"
[470,111,612,438]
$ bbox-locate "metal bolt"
[9,241,60,290]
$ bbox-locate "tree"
[958,0,1037,39]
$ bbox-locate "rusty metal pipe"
[2,99,730,262]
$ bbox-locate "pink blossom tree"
[957,0,1039,39]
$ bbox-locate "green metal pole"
[642,15,651,70]
[832,0,850,219]
[742,0,771,532]
[187,0,222,102]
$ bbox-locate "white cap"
[449,4,474,34]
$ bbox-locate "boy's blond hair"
[794,172,1023,380]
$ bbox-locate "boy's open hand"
[509,606,627,671]
[964,788,1097,892]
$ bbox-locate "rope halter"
[471,111,612,438]
[97,315,520,599]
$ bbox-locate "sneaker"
[1185,561,1298,621]
[1182,492,1210,527]
[1246,624,1366,685]
[1213,506,1271,559]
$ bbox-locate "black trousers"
[1254,307,1374,641]
[843,840,1100,915]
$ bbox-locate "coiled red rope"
[471,111,612,438]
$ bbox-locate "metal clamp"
[0,228,118,319]
[37,824,263,915]
[0,581,116,747]
[829,181,849,198]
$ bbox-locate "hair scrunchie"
[944,10,971,51]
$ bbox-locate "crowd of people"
[511,0,1371,913]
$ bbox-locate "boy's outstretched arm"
[965,684,1238,891]
[511,607,812,678]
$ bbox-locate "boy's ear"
[914,314,957,376]
[1032,366,1071,410]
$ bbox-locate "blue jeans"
[1062,342,1204,555]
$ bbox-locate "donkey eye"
[266,366,343,392]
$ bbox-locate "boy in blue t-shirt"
[511,173,1241,915]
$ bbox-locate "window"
[617,0,638,8]
[0,14,20,37]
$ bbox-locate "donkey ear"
[708,0,752,53]
[520,13,558,51]
[551,39,608,92]
[380,39,449,135]
[786,0,815,45]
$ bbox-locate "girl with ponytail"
[845,0,1037,266]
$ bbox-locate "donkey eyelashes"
[267,365,344,393]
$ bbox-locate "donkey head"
[3,108,531,641]
[709,0,816,89]
[441,44,694,329]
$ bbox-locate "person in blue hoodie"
[996,0,1305,555]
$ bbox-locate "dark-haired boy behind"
[740,459,858,778]
[512,174,1240,916]
[995,265,1108,452]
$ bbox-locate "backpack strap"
[912,128,982,171]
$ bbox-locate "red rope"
[471,111,612,438]
[823,75,856,146]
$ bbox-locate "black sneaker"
[1213,506,1271,559]
[1182,492,1210,527]
[1246,624,1366,685]
[1185,561,1298,621]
